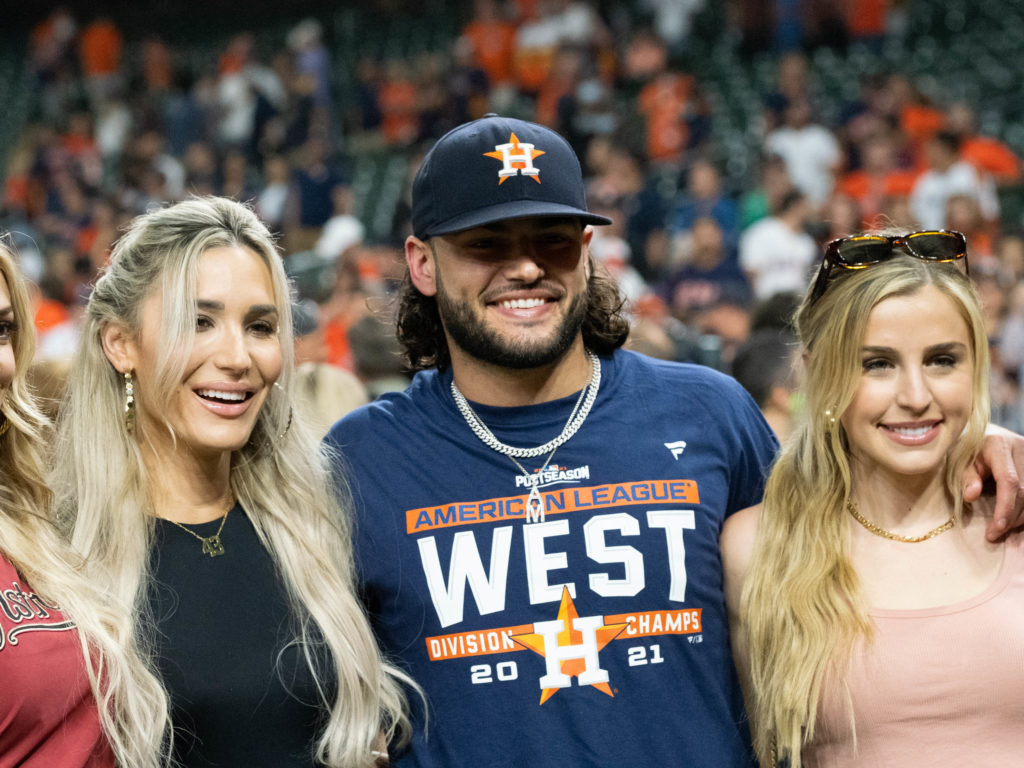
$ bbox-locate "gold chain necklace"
[846,500,954,543]
[166,502,233,557]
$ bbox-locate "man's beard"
[435,278,588,370]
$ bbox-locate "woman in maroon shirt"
[0,239,167,767]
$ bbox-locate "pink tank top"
[804,531,1024,767]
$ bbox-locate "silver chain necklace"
[450,351,601,459]
[450,352,601,523]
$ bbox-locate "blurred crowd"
[4,0,1024,437]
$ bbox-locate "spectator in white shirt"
[739,189,817,300]
[910,130,1000,230]
[765,99,841,210]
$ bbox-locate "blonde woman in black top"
[53,198,411,767]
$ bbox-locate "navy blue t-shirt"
[326,349,778,768]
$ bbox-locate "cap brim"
[421,200,612,238]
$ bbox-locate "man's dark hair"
[396,254,630,371]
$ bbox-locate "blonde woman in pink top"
[722,231,1024,767]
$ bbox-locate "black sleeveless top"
[149,506,328,767]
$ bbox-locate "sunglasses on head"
[808,230,968,306]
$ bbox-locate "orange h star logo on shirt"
[484,132,545,184]
[511,587,626,704]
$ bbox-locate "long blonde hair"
[0,239,170,766]
[51,197,411,766]
[741,255,990,767]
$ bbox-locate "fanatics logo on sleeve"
[484,132,545,185]
[664,441,687,460]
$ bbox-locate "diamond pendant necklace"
[509,444,560,523]
[451,351,601,522]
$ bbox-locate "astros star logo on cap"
[410,115,612,238]
[484,132,546,185]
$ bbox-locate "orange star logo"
[511,587,626,705]
[483,132,545,185]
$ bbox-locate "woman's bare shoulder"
[721,504,762,556]
[721,504,763,604]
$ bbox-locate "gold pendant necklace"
[167,502,233,557]
[846,500,954,543]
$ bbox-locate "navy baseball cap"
[411,115,612,239]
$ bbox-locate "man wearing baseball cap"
[325,114,775,766]
[323,116,1024,766]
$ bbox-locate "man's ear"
[100,321,138,373]
[406,235,437,297]
[582,226,594,280]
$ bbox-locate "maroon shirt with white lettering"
[0,555,112,767]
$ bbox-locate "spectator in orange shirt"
[320,258,369,371]
[513,0,610,98]
[947,101,1023,186]
[60,110,98,160]
[637,69,697,164]
[535,46,582,128]
[510,0,541,21]
[141,36,173,93]
[836,132,916,227]
[78,13,123,108]
[946,192,995,264]
[886,73,944,167]
[378,59,419,146]
[217,32,252,76]
[513,3,561,96]
[462,0,517,88]
[846,0,888,48]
